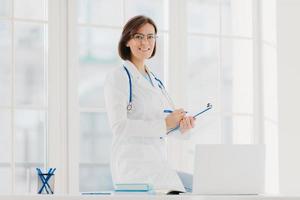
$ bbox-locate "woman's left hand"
[179,116,196,134]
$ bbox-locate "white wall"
[261,0,278,194]
[277,0,300,195]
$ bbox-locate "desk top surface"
[0,194,300,200]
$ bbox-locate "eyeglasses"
[132,33,157,42]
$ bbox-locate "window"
[174,0,256,173]
[0,0,48,193]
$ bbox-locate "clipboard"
[167,103,212,134]
[192,103,212,118]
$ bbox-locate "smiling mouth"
[139,48,150,52]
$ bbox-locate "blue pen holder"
[36,168,56,194]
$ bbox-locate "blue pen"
[45,168,56,194]
[81,192,112,195]
[37,168,50,194]
[164,110,188,113]
[163,109,173,113]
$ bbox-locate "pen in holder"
[36,168,56,194]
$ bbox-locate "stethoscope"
[123,65,175,112]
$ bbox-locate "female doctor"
[104,15,196,192]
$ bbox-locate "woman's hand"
[165,108,186,130]
[179,116,196,134]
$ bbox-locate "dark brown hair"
[118,15,157,60]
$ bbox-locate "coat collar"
[122,60,161,94]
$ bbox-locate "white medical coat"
[104,60,185,191]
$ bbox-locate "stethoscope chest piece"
[127,102,133,112]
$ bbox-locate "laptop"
[192,144,265,195]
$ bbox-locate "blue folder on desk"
[114,183,151,192]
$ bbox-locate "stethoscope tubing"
[123,66,132,103]
[123,65,174,111]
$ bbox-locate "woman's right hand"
[165,108,186,131]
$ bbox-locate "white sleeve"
[104,72,167,138]
[167,129,191,140]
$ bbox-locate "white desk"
[0,195,299,200]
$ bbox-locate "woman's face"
[126,23,156,62]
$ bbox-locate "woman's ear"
[126,40,132,47]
